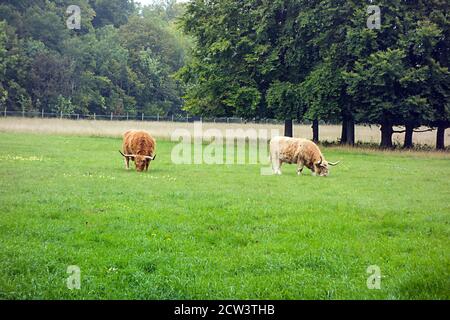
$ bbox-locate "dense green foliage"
[0,132,449,299]
[0,0,190,116]
[179,0,450,148]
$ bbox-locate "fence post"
[4,107,6,117]
[227,117,229,123]
[186,114,189,122]
[22,110,25,118]
[77,114,80,120]
[142,113,144,121]
[126,113,129,121]
[60,111,63,119]
[110,112,113,121]
[157,113,159,122]
[94,113,96,120]
[172,115,174,122]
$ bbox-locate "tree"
[423,5,450,150]
[119,13,188,115]
[399,16,447,148]
[53,94,74,114]
[301,61,345,143]
[428,61,450,150]
[179,0,266,119]
[266,81,304,137]
[30,52,75,109]
[344,49,410,148]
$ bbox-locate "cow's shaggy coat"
[270,136,339,176]
[122,130,156,172]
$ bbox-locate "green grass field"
[0,132,449,300]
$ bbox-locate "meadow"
[0,131,449,299]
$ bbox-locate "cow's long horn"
[119,150,135,158]
[328,161,340,166]
[144,154,156,161]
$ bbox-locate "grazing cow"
[119,130,156,172]
[270,136,339,176]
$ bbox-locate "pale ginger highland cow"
[120,130,156,172]
[270,137,339,176]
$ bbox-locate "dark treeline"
[178,0,450,149]
[0,0,191,117]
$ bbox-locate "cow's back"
[271,136,322,166]
[270,136,297,153]
[123,130,156,156]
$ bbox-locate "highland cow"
[120,130,156,172]
[270,136,339,176]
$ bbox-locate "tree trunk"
[436,126,446,150]
[341,118,355,145]
[380,123,394,148]
[403,124,414,149]
[284,118,293,137]
[346,118,355,145]
[312,119,319,143]
[341,119,348,144]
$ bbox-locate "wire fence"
[0,109,321,125]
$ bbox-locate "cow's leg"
[270,153,277,174]
[124,157,130,170]
[274,160,282,175]
[271,154,282,175]
[297,162,304,176]
[145,161,150,171]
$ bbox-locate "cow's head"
[134,155,149,172]
[120,151,156,172]
[315,157,340,177]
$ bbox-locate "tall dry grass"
[0,117,447,148]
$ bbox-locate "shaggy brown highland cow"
[120,130,156,172]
